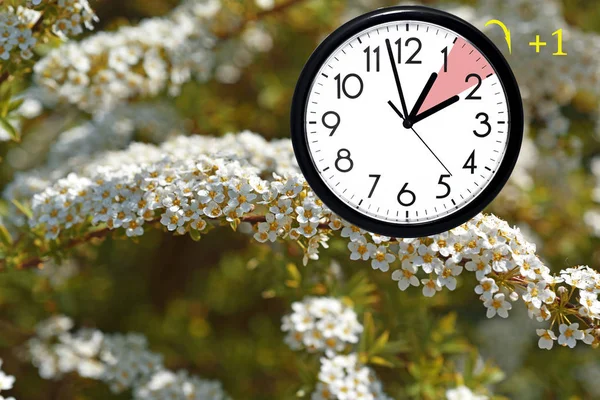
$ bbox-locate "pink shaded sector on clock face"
[417,37,495,115]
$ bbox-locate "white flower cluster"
[44,0,97,38]
[0,359,15,400]
[134,370,230,400]
[0,6,40,61]
[33,0,273,113]
[0,1,96,62]
[3,131,295,229]
[344,214,600,350]
[281,297,363,356]
[529,266,600,350]
[312,354,392,400]
[28,315,230,400]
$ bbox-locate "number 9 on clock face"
[291,6,523,238]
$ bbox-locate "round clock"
[290,5,523,237]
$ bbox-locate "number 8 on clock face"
[291,6,523,237]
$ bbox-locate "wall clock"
[291,5,523,238]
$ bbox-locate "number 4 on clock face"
[292,7,522,237]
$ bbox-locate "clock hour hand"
[387,100,452,176]
[409,72,437,120]
[411,95,459,125]
[385,38,409,119]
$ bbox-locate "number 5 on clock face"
[291,6,523,237]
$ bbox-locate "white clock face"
[304,20,511,225]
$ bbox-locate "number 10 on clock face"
[302,19,513,228]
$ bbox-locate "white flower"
[484,293,511,318]
[254,214,277,243]
[489,243,512,272]
[160,208,184,231]
[536,329,557,350]
[435,259,463,291]
[421,278,441,298]
[522,281,556,309]
[297,221,319,238]
[474,277,498,300]
[446,385,488,400]
[579,291,600,319]
[391,261,419,291]
[296,201,322,224]
[348,238,370,261]
[340,224,364,242]
[15,28,36,50]
[465,254,492,281]
[255,0,274,10]
[370,245,395,272]
[558,323,584,348]
[414,244,442,273]
[0,42,13,60]
[270,197,292,220]
[0,361,15,392]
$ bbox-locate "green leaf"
[380,339,411,354]
[369,355,395,368]
[0,222,13,247]
[11,199,32,219]
[7,98,24,113]
[436,312,457,336]
[368,330,389,356]
[190,229,202,241]
[286,263,301,282]
[359,312,375,353]
[0,84,11,104]
[438,340,470,354]
[0,117,18,141]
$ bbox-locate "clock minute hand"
[411,95,460,125]
[385,38,409,118]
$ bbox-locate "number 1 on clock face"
[305,21,510,224]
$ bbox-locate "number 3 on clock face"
[291,6,523,238]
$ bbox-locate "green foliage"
[0,0,599,399]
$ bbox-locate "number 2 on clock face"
[304,20,511,225]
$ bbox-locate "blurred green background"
[1,0,600,399]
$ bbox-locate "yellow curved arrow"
[485,19,512,54]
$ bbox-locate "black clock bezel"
[290,5,523,238]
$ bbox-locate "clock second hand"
[387,100,453,176]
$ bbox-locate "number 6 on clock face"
[291,6,523,237]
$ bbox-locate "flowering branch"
[32,0,307,113]
[12,214,331,270]
[1,132,598,352]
